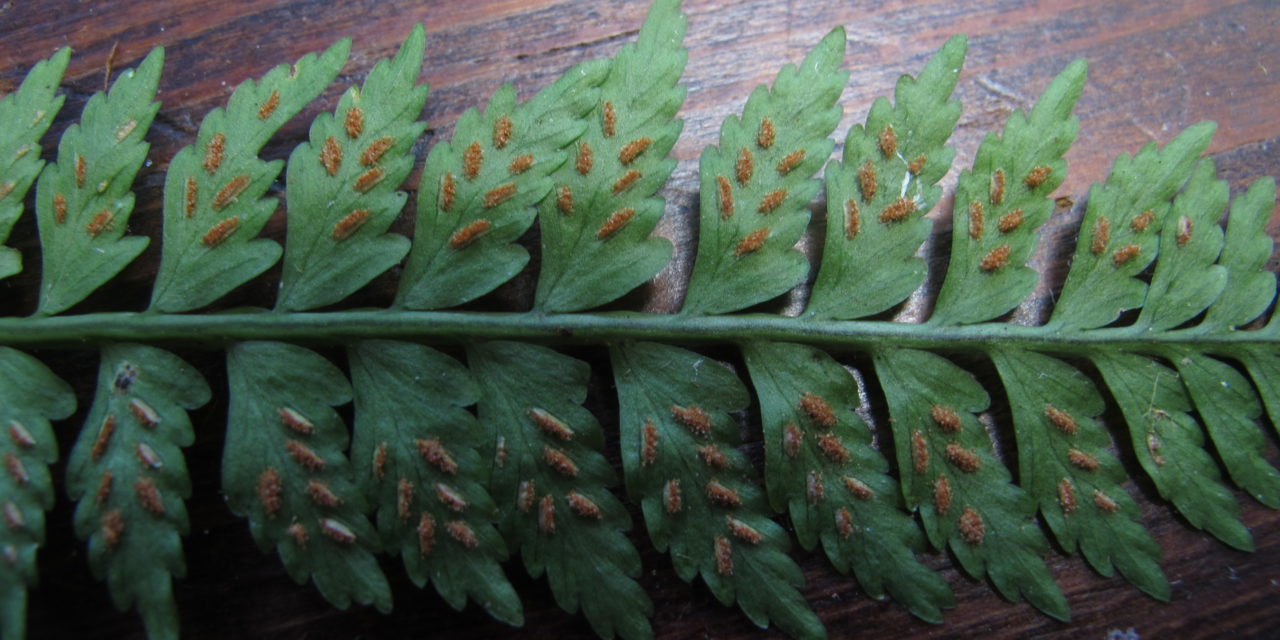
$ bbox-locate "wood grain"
[2,0,1279,638]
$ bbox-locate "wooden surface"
[3,0,1280,638]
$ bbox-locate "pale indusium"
[1,1,1278,640]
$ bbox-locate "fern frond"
[1,4,1279,639]
[65,344,209,640]
[0,47,69,281]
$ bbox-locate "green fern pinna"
[1,0,1277,638]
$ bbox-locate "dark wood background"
[2,0,1279,638]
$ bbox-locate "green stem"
[0,310,1270,353]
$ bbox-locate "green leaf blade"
[64,344,209,640]
[150,39,351,313]
[0,347,75,640]
[807,35,966,320]
[277,26,428,312]
[348,340,522,626]
[223,341,391,613]
[1050,121,1216,330]
[930,59,1086,326]
[1093,352,1252,550]
[742,341,953,623]
[35,48,164,316]
[1135,159,1229,330]
[1203,177,1277,331]
[1173,351,1280,508]
[398,60,610,310]
[0,47,70,281]
[683,28,848,316]
[612,341,824,639]
[875,348,1068,621]
[468,341,652,640]
[992,349,1168,600]
[534,0,687,313]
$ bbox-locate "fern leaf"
[1093,352,1253,550]
[468,341,652,640]
[533,0,687,312]
[875,348,1069,621]
[0,347,74,640]
[682,27,847,315]
[1201,176,1277,332]
[991,349,1168,600]
[65,344,208,640]
[223,341,391,612]
[806,35,964,320]
[34,48,163,316]
[1050,121,1215,330]
[611,341,824,640]
[741,342,953,623]
[347,340,521,625]
[930,59,1085,325]
[149,40,351,312]
[0,47,69,281]
[397,60,609,309]
[276,27,427,311]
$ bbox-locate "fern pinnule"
[470,341,653,640]
[65,344,209,640]
[806,35,965,321]
[34,47,163,316]
[0,347,75,640]
[929,58,1086,326]
[0,47,69,282]
[149,39,351,313]
[682,26,848,316]
[223,341,391,613]
[743,341,955,623]
[349,340,522,626]
[613,341,825,640]
[397,57,610,310]
[276,25,427,312]
[993,349,1169,600]
[876,348,1069,621]
[534,0,687,313]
